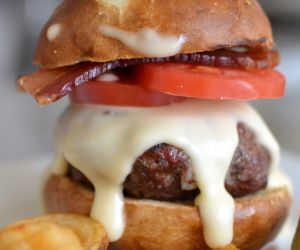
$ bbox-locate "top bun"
[34,0,274,69]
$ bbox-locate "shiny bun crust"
[34,0,273,69]
[44,175,291,250]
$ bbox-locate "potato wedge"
[0,214,109,250]
[292,217,300,250]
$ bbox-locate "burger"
[18,0,292,249]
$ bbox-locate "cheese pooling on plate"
[49,100,289,249]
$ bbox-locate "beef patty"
[68,122,271,201]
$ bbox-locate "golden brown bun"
[34,0,273,69]
[44,175,291,250]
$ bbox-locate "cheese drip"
[98,25,185,57]
[49,100,289,248]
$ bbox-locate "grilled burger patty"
[68,122,270,201]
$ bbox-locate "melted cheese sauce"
[47,24,61,41]
[99,25,185,57]
[100,0,127,8]
[49,100,289,248]
[96,73,119,82]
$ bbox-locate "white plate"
[0,152,299,249]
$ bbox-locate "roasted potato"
[0,214,108,250]
[292,217,300,250]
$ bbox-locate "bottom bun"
[44,175,291,250]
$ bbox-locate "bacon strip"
[18,59,140,105]
[18,49,279,105]
[18,63,105,105]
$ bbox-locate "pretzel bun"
[44,175,291,250]
[34,0,273,69]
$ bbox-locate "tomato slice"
[70,78,184,107]
[134,63,285,100]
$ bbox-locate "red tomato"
[134,63,285,100]
[70,79,184,107]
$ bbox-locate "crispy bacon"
[18,49,279,105]
[18,63,104,105]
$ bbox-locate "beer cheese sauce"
[101,0,127,8]
[49,100,289,248]
[47,24,61,41]
[98,25,185,57]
